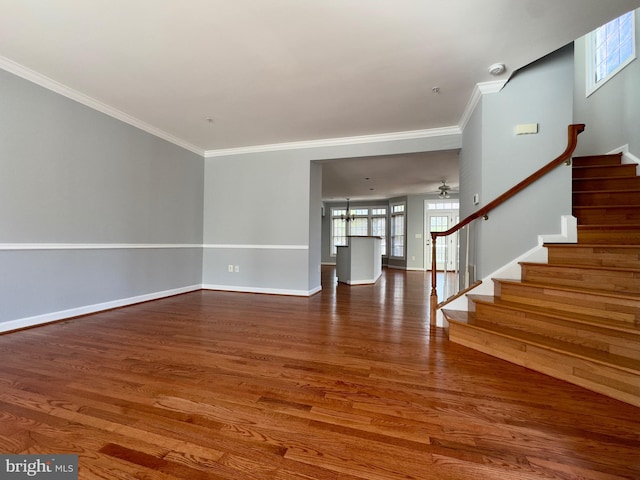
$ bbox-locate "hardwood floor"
[0,266,638,479]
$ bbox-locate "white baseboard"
[538,215,577,245]
[386,264,406,270]
[0,284,202,334]
[202,284,321,297]
[340,271,382,285]
[609,144,640,174]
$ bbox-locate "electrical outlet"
[228,264,233,272]
[234,265,239,273]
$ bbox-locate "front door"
[426,212,458,271]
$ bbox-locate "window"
[371,211,387,256]
[349,208,369,237]
[331,209,348,256]
[331,206,388,256]
[390,203,405,258]
[426,201,460,211]
[587,11,636,95]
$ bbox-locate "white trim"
[458,80,508,131]
[0,285,201,334]
[202,284,320,297]
[0,243,310,251]
[0,243,201,251]
[203,244,308,250]
[204,126,461,158]
[1,54,503,159]
[608,144,640,174]
[538,215,577,245]
[340,278,380,285]
[0,56,204,156]
[386,264,407,270]
[389,201,407,260]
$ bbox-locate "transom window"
[426,201,460,211]
[587,11,636,96]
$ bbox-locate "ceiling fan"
[438,180,451,199]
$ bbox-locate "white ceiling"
[319,150,460,201]
[1,1,638,200]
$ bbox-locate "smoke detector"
[488,63,506,76]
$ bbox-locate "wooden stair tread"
[465,294,640,335]
[577,225,640,243]
[572,154,623,165]
[573,188,640,195]
[543,243,640,250]
[520,261,640,274]
[572,164,631,170]
[445,312,640,374]
[493,278,640,302]
[572,176,640,187]
[574,204,640,209]
[573,175,637,180]
[577,224,640,230]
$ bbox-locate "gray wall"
[202,152,314,295]
[308,162,323,291]
[206,131,462,290]
[0,69,204,330]
[461,44,575,279]
[573,8,640,157]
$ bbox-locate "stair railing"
[429,123,585,326]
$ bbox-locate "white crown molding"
[0,56,204,157]
[204,126,462,158]
[0,243,201,250]
[458,80,508,132]
[2,55,509,159]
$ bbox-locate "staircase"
[443,153,640,407]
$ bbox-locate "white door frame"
[424,200,459,271]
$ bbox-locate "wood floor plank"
[0,267,638,479]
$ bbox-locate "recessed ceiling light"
[488,63,506,76]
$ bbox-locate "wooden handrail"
[429,123,585,326]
